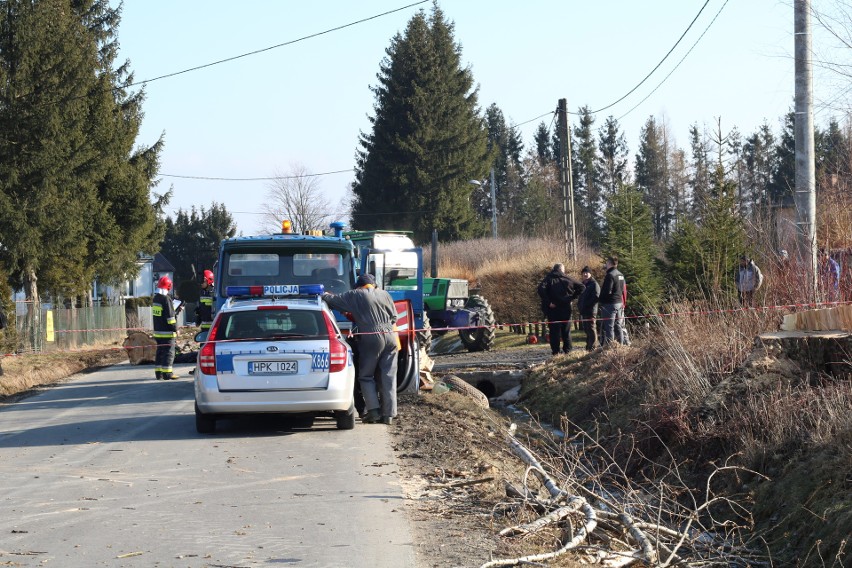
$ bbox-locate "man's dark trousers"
[546,307,573,354]
[580,310,597,351]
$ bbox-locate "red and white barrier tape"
[3,300,850,357]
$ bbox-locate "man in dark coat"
[577,266,600,351]
[599,256,627,346]
[537,263,584,355]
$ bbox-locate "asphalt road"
[0,362,415,568]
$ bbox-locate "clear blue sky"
[114,1,845,235]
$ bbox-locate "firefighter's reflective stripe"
[153,331,176,338]
[167,317,176,325]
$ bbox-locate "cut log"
[757,330,852,377]
[123,332,156,365]
[784,305,852,333]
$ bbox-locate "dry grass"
[0,344,127,399]
[427,236,601,326]
[518,301,850,566]
[440,231,848,565]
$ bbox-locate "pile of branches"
[481,424,768,567]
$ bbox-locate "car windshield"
[216,309,328,341]
[221,249,352,294]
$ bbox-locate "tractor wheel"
[417,312,433,354]
[458,295,496,352]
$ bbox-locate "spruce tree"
[742,122,776,214]
[635,116,669,239]
[688,124,711,215]
[533,122,553,164]
[572,106,600,243]
[0,0,99,303]
[352,6,489,242]
[161,203,236,289]
[769,112,795,204]
[596,116,629,201]
[602,184,662,314]
[666,162,746,298]
[0,0,163,306]
[483,103,525,233]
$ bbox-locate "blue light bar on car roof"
[225,284,325,297]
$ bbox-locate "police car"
[193,284,356,433]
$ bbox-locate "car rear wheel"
[195,402,216,434]
[335,401,356,430]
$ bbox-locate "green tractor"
[346,230,496,353]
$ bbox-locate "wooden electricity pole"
[557,98,577,262]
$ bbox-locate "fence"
[11,304,186,355]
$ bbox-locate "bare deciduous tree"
[259,164,348,235]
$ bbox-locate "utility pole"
[794,0,818,297]
[490,167,497,239]
[557,98,577,262]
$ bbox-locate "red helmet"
[203,269,214,285]
[157,275,173,291]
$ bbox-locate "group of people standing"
[537,256,630,355]
[737,249,844,307]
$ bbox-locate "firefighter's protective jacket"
[152,292,177,339]
[195,286,214,329]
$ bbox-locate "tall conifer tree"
[635,116,669,239]
[596,116,629,201]
[0,0,162,306]
[602,184,662,314]
[572,106,600,243]
[352,6,489,242]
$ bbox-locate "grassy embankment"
[434,235,850,567]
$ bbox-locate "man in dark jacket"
[537,263,584,355]
[599,256,627,346]
[577,266,600,351]
[152,276,178,380]
[323,273,398,425]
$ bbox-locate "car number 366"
[248,361,298,375]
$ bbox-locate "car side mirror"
[194,330,209,343]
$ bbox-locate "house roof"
[153,252,175,273]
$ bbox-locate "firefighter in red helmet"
[152,275,178,380]
[195,269,215,332]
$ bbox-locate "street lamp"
[469,168,497,239]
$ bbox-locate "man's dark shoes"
[381,416,393,425]
[362,409,381,424]
[155,371,163,380]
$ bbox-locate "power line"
[585,0,711,115]
[515,110,556,128]
[515,2,712,123]
[167,207,436,218]
[159,169,354,181]
[127,1,430,89]
[617,0,730,122]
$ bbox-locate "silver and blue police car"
[193,284,356,433]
